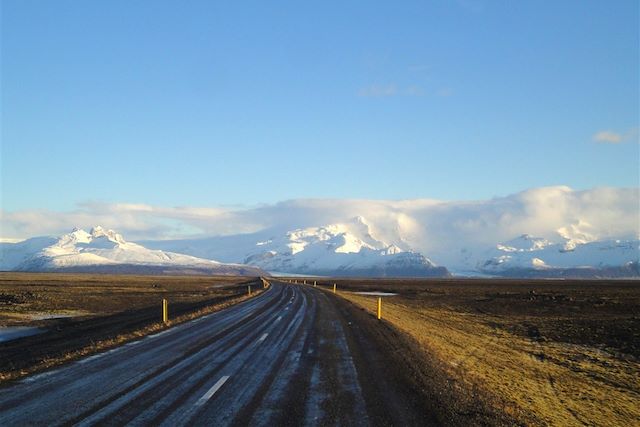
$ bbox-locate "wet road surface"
[0,281,430,426]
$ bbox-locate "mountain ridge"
[0,227,264,276]
[2,222,637,278]
[477,235,639,277]
[144,217,451,278]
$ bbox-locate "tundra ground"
[313,278,640,426]
[2,274,638,425]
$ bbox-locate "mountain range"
[0,226,263,276]
[143,216,450,277]
[477,234,639,278]
[1,219,638,278]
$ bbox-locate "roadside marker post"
[248,285,252,295]
[162,298,169,324]
[303,279,306,285]
[377,297,382,320]
[314,281,317,287]
[333,283,336,293]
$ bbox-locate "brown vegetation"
[317,278,640,426]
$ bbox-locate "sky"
[1,0,639,216]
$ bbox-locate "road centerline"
[196,376,230,407]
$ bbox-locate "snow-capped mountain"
[144,217,450,277]
[0,227,264,276]
[479,234,639,278]
[3,186,638,278]
[3,222,638,278]
[143,219,639,278]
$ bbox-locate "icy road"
[0,281,431,426]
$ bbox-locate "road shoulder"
[325,290,520,426]
[0,280,267,384]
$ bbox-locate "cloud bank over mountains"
[1,186,638,268]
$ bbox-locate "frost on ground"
[0,326,45,343]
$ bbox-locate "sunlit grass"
[342,292,640,426]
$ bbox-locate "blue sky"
[2,0,638,211]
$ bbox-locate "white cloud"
[2,186,638,267]
[0,203,247,242]
[593,128,638,144]
[593,130,623,144]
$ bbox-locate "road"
[0,281,432,426]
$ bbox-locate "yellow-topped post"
[162,298,168,324]
[333,283,336,293]
[377,297,382,320]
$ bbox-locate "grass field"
[322,278,640,426]
[0,272,263,382]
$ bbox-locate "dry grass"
[339,291,640,426]
[0,272,256,325]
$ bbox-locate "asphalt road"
[0,281,431,426]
